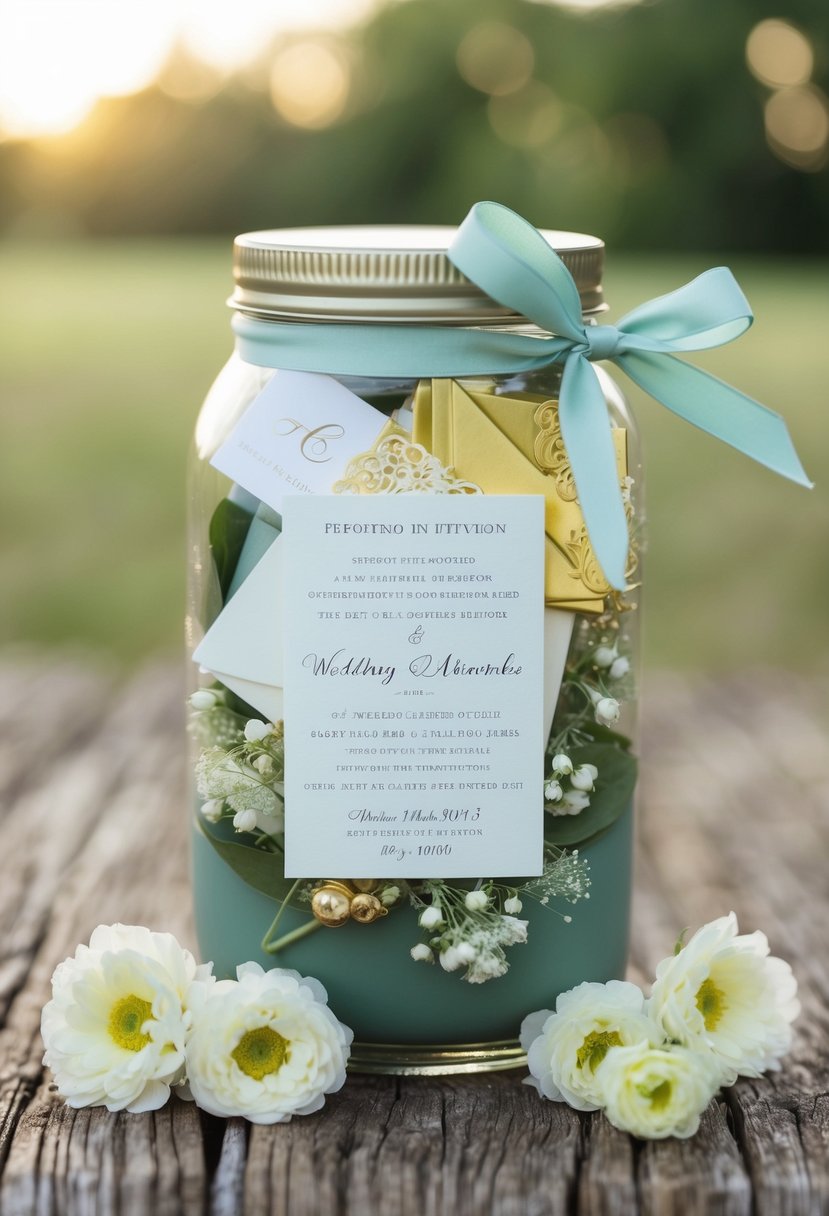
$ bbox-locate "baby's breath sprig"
[191,695,286,845]
[547,609,634,754]
[188,687,247,749]
[518,846,592,916]
[407,881,528,983]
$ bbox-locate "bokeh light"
[0,0,377,139]
[156,47,224,105]
[528,0,641,8]
[456,22,535,96]
[180,0,377,72]
[270,40,352,130]
[746,19,814,90]
[764,85,829,170]
[488,81,563,148]
[0,1,175,137]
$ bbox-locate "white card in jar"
[210,370,388,513]
[281,493,546,880]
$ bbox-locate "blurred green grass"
[1,239,826,669]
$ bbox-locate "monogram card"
[210,370,388,513]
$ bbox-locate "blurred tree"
[1,0,826,249]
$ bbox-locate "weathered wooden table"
[0,654,826,1214]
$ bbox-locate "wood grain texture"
[0,653,826,1215]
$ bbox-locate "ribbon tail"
[559,353,630,591]
[617,351,813,487]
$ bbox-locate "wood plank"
[210,1119,247,1216]
[638,1102,752,1216]
[0,651,114,811]
[577,1114,637,1216]
[0,661,825,1214]
[635,673,829,1216]
[0,662,205,1215]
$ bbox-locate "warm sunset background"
[1,0,827,669]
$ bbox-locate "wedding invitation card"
[281,493,546,879]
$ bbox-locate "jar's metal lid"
[231,224,605,323]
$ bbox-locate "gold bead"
[349,893,388,924]
[351,879,379,893]
[311,883,353,927]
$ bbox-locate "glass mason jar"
[186,223,642,1074]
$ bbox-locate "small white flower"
[520,980,664,1111]
[440,946,462,972]
[570,764,599,792]
[499,916,528,945]
[244,719,271,743]
[190,690,217,711]
[465,890,489,912]
[233,807,258,834]
[254,754,274,776]
[648,913,800,1083]
[456,942,477,964]
[598,1043,721,1140]
[593,644,618,668]
[184,962,352,1123]
[380,885,401,908]
[544,780,563,802]
[201,799,224,823]
[419,905,443,929]
[561,790,591,815]
[609,656,630,680]
[551,754,573,775]
[594,697,621,726]
[466,952,508,984]
[504,896,523,915]
[41,924,212,1114]
[410,944,433,963]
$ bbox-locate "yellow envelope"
[413,379,628,611]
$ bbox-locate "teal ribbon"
[234,200,811,589]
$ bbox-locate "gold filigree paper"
[333,423,482,496]
[533,402,577,501]
[412,380,629,612]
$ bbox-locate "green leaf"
[674,928,690,955]
[197,821,306,908]
[580,722,633,750]
[209,498,253,601]
[543,743,637,847]
[222,685,263,721]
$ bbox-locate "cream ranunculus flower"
[597,1042,721,1139]
[184,962,353,1123]
[41,924,212,1113]
[648,913,800,1084]
[520,980,665,1111]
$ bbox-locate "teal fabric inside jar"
[193,804,632,1045]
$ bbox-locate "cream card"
[193,535,572,746]
[545,609,575,734]
[281,494,546,879]
[210,370,388,513]
[193,538,285,722]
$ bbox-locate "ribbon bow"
[232,201,811,591]
[447,201,811,589]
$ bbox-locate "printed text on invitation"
[282,494,545,878]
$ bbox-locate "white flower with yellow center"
[184,962,352,1123]
[41,924,211,1113]
[597,1043,722,1139]
[520,980,664,1111]
[648,912,800,1083]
